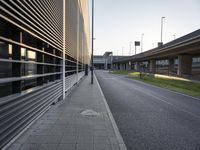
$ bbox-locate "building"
[0,0,90,148]
[94,52,129,70]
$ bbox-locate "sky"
[89,0,200,56]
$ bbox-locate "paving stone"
[76,143,93,150]
[38,144,58,150]
[94,136,110,144]
[111,144,121,150]
[57,144,76,150]
[6,143,22,150]
[43,135,62,144]
[60,136,77,144]
[94,124,106,130]
[27,135,47,144]
[94,130,108,137]
[109,137,119,145]
[32,129,52,136]
[15,134,30,143]
[94,144,112,150]
[20,143,40,150]
[7,76,123,150]
[77,136,93,144]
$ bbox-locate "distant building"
[94,52,129,70]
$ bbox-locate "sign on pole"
[135,41,140,46]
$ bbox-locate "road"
[95,70,200,150]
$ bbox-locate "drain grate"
[80,109,100,117]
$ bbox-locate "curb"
[94,74,127,150]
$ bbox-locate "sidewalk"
[6,74,126,150]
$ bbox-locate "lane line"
[126,76,200,101]
[111,76,200,119]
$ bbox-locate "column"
[177,55,192,76]
[149,59,156,73]
[134,62,140,71]
[104,58,108,70]
[169,58,175,75]
[120,63,123,70]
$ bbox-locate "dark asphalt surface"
[95,70,200,150]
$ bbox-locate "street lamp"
[161,17,165,44]
[91,0,94,84]
[141,33,144,53]
[129,42,132,56]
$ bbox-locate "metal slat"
[0,82,61,122]
[0,72,62,84]
[0,90,62,148]
[0,4,62,49]
[0,88,62,136]
[0,83,62,147]
[0,80,62,106]
[0,37,63,59]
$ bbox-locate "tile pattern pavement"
[6,75,121,150]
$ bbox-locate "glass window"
[27,50,36,60]
[22,79,37,91]
[0,83,12,98]
[8,44,12,56]
[21,47,26,58]
[0,41,9,59]
[0,62,12,78]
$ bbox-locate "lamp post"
[91,0,94,84]
[161,17,165,44]
[129,42,132,56]
[141,33,144,53]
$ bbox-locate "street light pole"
[129,42,132,56]
[91,0,94,84]
[161,17,165,43]
[135,45,136,55]
[141,33,144,53]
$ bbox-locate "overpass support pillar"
[178,55,192,76]
[149,60,156,73]
[104,59,108,70]
[169,58,175,75]
[126,62,131,70]
[113,64,116,70]
[120,63,123,70]
[135,62,140,71]
[123,63,126,70]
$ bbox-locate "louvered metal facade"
[0,0,90,148]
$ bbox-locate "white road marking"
[103,74,200,119]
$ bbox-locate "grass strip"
[112,71,200,98]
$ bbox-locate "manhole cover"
[80,109,100,116]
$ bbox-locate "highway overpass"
[113,29,200,79]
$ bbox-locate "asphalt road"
[95,70,200,150]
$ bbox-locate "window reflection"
[8,44,12,55]
[0,42,12,97]
[20,49,37,90]
[27,50,36,60]
[0,41,9,59]
[21,47,26,58]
